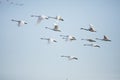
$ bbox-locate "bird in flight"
[40,37,57,44]
[31,15,49,24]
[45,23,61,32]
[61,55,78,60]
[80,24,96,32]
[60,35,76,41]
[11,19,27,27]
[81,38,96,42]
[48,16,64,21]
[96,35,111,41]
[84,44,100,48]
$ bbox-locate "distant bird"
[81,38,96,42]
[60,35,76,41]
[40,38,57,43]
[80,24,96,32]
[11,19,27,27]
[96,35,111,41]
[61,55,78,60]
[48,16,64,21]
[84,44,100,48]
[45,24,61,32]
[31,15,48,24]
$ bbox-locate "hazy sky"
[0,0,120,80]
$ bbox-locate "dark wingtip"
[11,19,14,21]
[61,19,64,21]
[45,27,48,29]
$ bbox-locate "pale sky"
[0,0,120,80]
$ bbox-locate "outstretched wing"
[54,24,59,30]
[37,16,43,24]
[104,35,108,40]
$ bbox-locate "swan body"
[60,35,76,41]
[81,24,96,32]
[81,38,96,42]
[96,35,111,41]
[84,44,100,48]
[40,38,57,43]
[45,24,61,32]
[31,15,48,24]
[11,19,27,27]
[61,55,78,60]
[48,16,64,21]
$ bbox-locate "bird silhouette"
[11,19,27,27]
[48,16,64,21]
[45,23,61,32]
[40,38,57,44]
[61,55,78,60]
[96,35,111,41]
[84,44,100,48]
[81,38,96,42]
[60,35,76,41]
[80,24,96,32]
[31,15,48,24]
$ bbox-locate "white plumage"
[31,15,48,24]
[11,19,27,27]
[60,35,76,41]
[40,38,57,44]
[81,24,96,32]
[48,16,64,21]
[45,23,61,32]
[96,35,111,41]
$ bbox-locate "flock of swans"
[11,14,79,61]
[80,24,111,48]
[11,14,111,61]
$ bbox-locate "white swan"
[84,44,100,48]
[45,23,61,32]
[40,37,57,43]
[11,19,27,27]
[96,35,111,41]
[61,55,78,60]
[81,38,96,42]
[31,15,48,24]
[48,16,64,21]
[60,35,76,41]
[81,24,96,32]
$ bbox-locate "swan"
[40,38,57,43]
[81,38,96,42]
[60,35,76,41]
[31,15,48,24]
[48,16,64,21]
[61,55,78,60]
[45,23,61,32]
[80,24,96,32]
[11,19,27,27]
[96,35,111,41]
[84,44,100,48]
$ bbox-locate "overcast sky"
[0,0,120,80]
